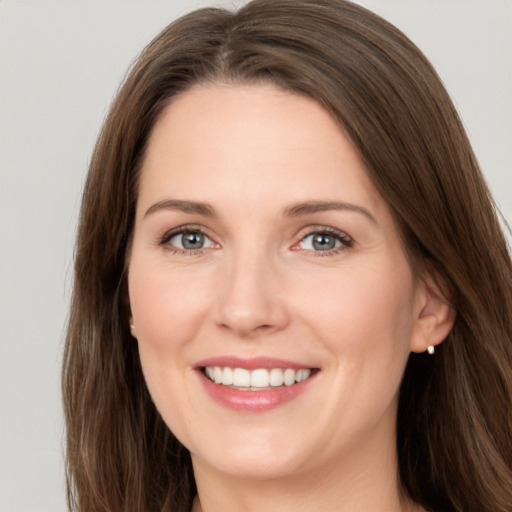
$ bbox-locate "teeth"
[232,368,250,387]
[269,368,284,387]
[204,366,312,388]
[213,366,223,384]
[222,367,233,386]
[251,369,269,387]
[295,369,311,382]
[284,368,295,386]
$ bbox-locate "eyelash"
[293,226,353,257]
[158,225,353,256]
[158,224,215,256]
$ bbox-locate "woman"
[62,1,512,511]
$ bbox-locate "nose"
[214,250,290,338]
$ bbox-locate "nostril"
[217,321,276,338]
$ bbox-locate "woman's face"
[128,84,429,480]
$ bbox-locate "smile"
[203,366,312,389]
[195,358,319,412]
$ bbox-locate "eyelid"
[292,225,353,254]
[158,224,219,252]
[156,223,352,256]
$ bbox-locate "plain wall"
[0,1,510,511]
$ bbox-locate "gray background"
[1,1,510,511]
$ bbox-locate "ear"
[128,314,136,337]
[410,272,456,353]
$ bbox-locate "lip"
[193,356,318,413]
[194,356,313,370]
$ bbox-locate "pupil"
[183,232,204,249]
[312,234,335,251]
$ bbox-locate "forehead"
[137,83,384,218]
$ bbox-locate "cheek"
[127,259,213,416]
[304,258,416,364]
[128,260,213,352]
[127,259,212,438]
[295,260,416,447]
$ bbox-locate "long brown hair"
[63,1,512,511]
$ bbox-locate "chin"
[189,432,310,481]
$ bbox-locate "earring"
[427,345,435,355]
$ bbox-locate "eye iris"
[182,232,204,249]
[312,233,336,251]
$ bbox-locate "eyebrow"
[144,199,216,218]
[283,201,378,225]
[144,198,378,225]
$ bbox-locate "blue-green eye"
[298,230,352,252]
[167,230,215,251]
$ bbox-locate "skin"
[128,84,454,512]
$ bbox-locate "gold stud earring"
[427,345,435,355]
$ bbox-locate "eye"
[162,228,216,252]
[295,228,353,254]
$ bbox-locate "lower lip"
[197,370,316,412]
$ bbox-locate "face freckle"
[128,83,425,482]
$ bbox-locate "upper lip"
[193,356,315,370]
